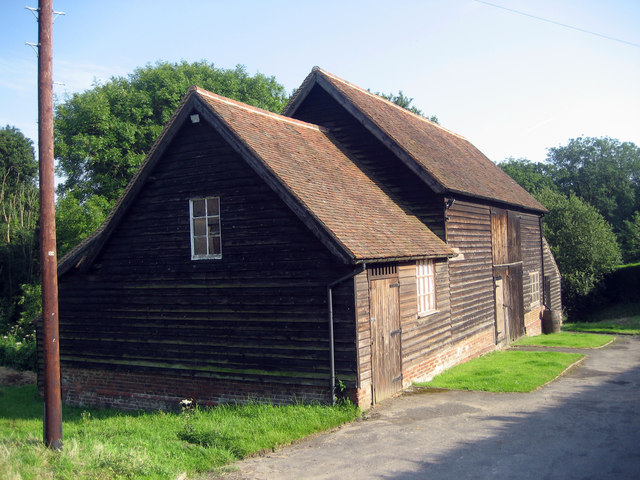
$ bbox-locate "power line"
[474,0,640,49]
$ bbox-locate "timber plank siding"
[446,200,495,341]
[398,261,452,366]
[54,73,554,410]
[58,120,358,390]
[542,238,562,313]
[288,84,446,240]
[521,213,543,312]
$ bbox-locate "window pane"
[209,236,221,255]
[190,196,222,260]
[192,199,205,217]
[417,259,436,314]
[193,218,206,236]
[207,197,219,215]
[207,216,220,235]
[194,236,207,256]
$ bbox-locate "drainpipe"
[327,263,366,405]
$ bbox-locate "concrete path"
[215,336,640,480]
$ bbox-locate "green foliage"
[416,351,584,393]
[0,126,39,333]
[620,211,640,263]
[55,61,289,204]
[376,90,439,123]
[547,136,640,237]
[56,193,110,257]
[535,187,621,309]
[0,125,38,188]
[513,332,613,349]
[0,388,360,479]
[498,157,557,195]
[0,335,36,371]
[16,283,40,338]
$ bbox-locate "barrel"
[542,309,562,334]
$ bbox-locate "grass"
[563,320,640,335]
[0,386,360,480]
[564,301,640,335]
[415,350,583,393]
[513,332,613,348]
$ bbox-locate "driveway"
[214,336,640,480]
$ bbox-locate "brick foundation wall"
[61,367,330,411]
[349,384,372,407]
[525,305,544,336]
[401,327,496,386]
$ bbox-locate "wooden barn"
[53,68,561,410]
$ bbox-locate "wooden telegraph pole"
[38,0,63,450]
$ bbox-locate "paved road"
[213,336,640,480]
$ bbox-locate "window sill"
[417,310,440,322]
[191,255,222,261]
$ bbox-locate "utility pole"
[38,0,62,450]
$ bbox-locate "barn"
[52,68,561,410]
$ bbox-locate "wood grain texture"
[58,120,358,387]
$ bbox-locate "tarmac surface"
[214,335,640,480]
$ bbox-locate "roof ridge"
[314,68,468,141]
[194,86,328,133]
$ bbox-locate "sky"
[1,0,639,166]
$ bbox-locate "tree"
[620,211,640,263]
[547,137,640,234]
[55,61,290,203]
[498,157,557,195]
[55,194,110,257]
[535,187,621,309]
[0,126,39,332]
[376,91,439,124]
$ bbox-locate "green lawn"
[0,386,360,480]
[415,350,584,393]
[564,301,640,335]
[513,332,613,348]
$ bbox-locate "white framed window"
[190,197,221,260]
[530,271,540,306]
[417,259,436,315]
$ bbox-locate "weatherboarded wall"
[445,200,496,346]
[57,120,356,410]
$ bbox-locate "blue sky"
[1,0,639,165]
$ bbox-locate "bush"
[536,188,621,311]
[601,264,640,303]
[0,334,36,371]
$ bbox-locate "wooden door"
[370,271,402,404]
[504,264,524,341]
[491,209,524,343]
[493,275,508,345]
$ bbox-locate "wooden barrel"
[550,310,562,333]
[543,309,562,334]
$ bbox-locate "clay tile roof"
[293,68,545,213]
[195,87,454,262]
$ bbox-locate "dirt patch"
[0,366,36,386]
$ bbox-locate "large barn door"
[491,209,524,344]
[369,264,402,404]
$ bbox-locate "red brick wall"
[401,327,495,387]
[61,368,330,411]
[525,305,544,336]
